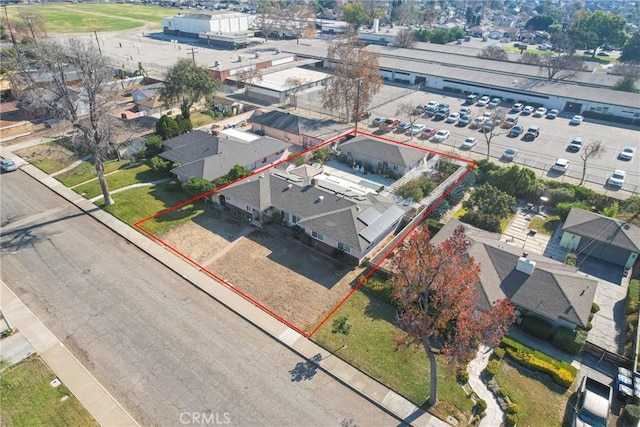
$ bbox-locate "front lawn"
[529,214,562,236]
[0,356,97,426]
[312,290,474,423]
[14,140,78,175]
[56,160,129,187]
[73,163,164,199]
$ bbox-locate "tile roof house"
[159,129,291,183]
[215,164,408,264]
[431,220,599,330]
[338,135,429,176]
[560,208,640,269]
[250,110,351,148]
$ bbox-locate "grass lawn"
[104,182,207,236]
[56,160,129,188]
[0,356,97,427]
[494,359,571,427]
[312,290,474,423]
[190,111,217,128]
[529,214,562,236]
[73,163,164,199]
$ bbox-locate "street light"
[354,78,363,134]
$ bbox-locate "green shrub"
[521,315,553,339]
[498,387,509,398]
[149,156,172,175]
[145,135,164,158]
[476,399,487,413]
[361,274,393,302]
[505,412,518,426]
[565,251,577,267]
[554,201,591,220]
[627,280,640,315]
[183,176,214,197]
[486,359,500,377]
[591,302,600,313]
[548,187,575,205]
[460,211,501,233]
[456,369,469,384]
[624,404,640,424]
[552,327,587,355]
[493,347,505,359]
[506,402,519,415]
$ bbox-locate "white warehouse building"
[163,11,255,39]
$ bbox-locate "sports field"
[4,3,170,33]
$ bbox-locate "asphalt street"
[0,169,399,427]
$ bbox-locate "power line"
[186,47,198,64]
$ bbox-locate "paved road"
[0,169,399,427]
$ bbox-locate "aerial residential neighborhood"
[1,1,640,427]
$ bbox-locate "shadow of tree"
[289,353,323,382]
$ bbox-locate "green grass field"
[4,4,169,33]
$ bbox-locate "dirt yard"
[15,142,76,165]
[208,228,363,333]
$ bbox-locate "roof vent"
[287,183,293,190]
[522,251,528,258]
[516,257,536,275]
[318,195,324,202]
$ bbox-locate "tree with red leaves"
[392,224,514,406]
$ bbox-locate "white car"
[0,158,18,172]
[608,170,626,187]
[533,107,547,117]
[409,123,426,135]
[503,148,517,161]
[446,112,460,123]
[488,98,502,108]
[511,103,524,113]
[372,117,386,127]
[433,129,450,142]
[571,115,584,125]
[470,116,487,129]
[426,101,439,109]
[547,109,559,119]
[618,147,636,161]
[522,105,535,115]
[477,96,490,106]
[461,137,477,149]
[551,158,570,173]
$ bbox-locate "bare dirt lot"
[208,228,363,333]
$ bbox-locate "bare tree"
[479,107,508,159]
[519,52,587,81]
[477,45,508,61]
[321,35,382,124]
[285,4,316,45]
[235,66,263,94]
[611,62,640,78]
[4,8,47,41]
[285,76,308,109]
[254,2,281,42]
[395,102,423,140]
[392,28,417,48]
[10,38,124,205]
[579,141,606,185]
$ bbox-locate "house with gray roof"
[250,110,350,148]
[159,129,291,183]
[432,219,599,331]
[560,208,640,269]
[215,164,408,264]
[338,135,429,176]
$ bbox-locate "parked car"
[0,158,18,172]
[372,116,386,127]
[597,51,610,57]
[466,94,479,105]
[433,129,450,142]
[523,125,540,140]
[434,107,450,120]
[567,137,583,152]
[421,127,437,139]
[380,118,401,131]
[618,147,636,161]
[488,98,502,108]
[446,112,460,123]
[509,124,524,137]
[533,107,547,117]
[397,122,411,133]
[459,107,472,116]
[413,105,426,115]
[502,148,517,161]
[522,105,535,115]
[424,105,438,116]
[551,158,570,173]
[607,170,626,187]
[573,376,612,427]
[481,120,496,133]
[461,137,477,149]
[510,103,524,113]
[546,109,560,119]
[470,116,487,129]
[477,95,490,106]
[409,123,426,135]
[458,114,472,127]
[503,114,518,128]
[571,115,584,125]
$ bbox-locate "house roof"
[250,110,350,139]
[219,170,407,251]
[160,130,291,181]
[132,83,163,101]
[563,208,640,253]
[431,220,598,328]
[137,96,164,109]
[339,135,427,168]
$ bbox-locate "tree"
[285,76,308,108]
[620,31,640,63]
[569,11,627,56]
[342,2,370,29]
[518,52,586,81]
[160,58,217,119]
[285,4,316,45]
[613,76,639,93]
[579,141,606,185]
[477,45,508,61]
[184,176,215,197]
[4,8,47,42]
[254,1,282,42]
[331,316,352,348]
[235,66,263,94]
[486,165,539,198]
[393,28,416,48]
[145,135,164,157]
[321,36,382,124]
[478,107,508,159]
[395,101,423,140]
[9,38,123,206]
[464,183,516,219]
[156,115,182,140]
[392,225,514,406]
[525,15,554,31]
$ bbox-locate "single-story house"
[560,208,640,269]
[131,82,191,118]
[338,135,429,176]
[159,129,291,183]
[250,110,351,148]
[131,82,164,103]
[432,220,599,331]
[214,164,408,264]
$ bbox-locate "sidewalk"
[1,145,449,426]
[467,346,503,427]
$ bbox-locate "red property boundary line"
[135,129,476,338]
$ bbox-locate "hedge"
[521,315,553,339]
[552,327,587,355]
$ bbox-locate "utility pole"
[94,30,102,55]
[3,5,17,45]
[186,47,198,64]
[354,78,363,134]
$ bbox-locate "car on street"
[461,137,477,149]
[0,158,18,172]
[433,129,450,142]
[571,115,584,125]
[522,105,535,115]
[533,107,547,117]
[618,147,636,161]
[551,158,570,173]
[597,51,610,57]
[372,117,386,127]
[511,103,524,113]
[421,127,437,139]
[446,112,460,123]
[397,122,411,133]
[477,95,490,106]
[488,98,502,108]
[502,148,517,161]
[470,116,487,129]
[546,109,559,119]
[608,170,626,187]
[567,137,583,152]
[509,124,524,137]
[409,123,426,135]
[458,114,472,126]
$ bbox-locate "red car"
[380,118,401,131]
[421,127,437,139]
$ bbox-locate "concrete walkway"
[50,153,92,178]
[467,346,504,427]
[88,178,171,202]
[1,142,449,426]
